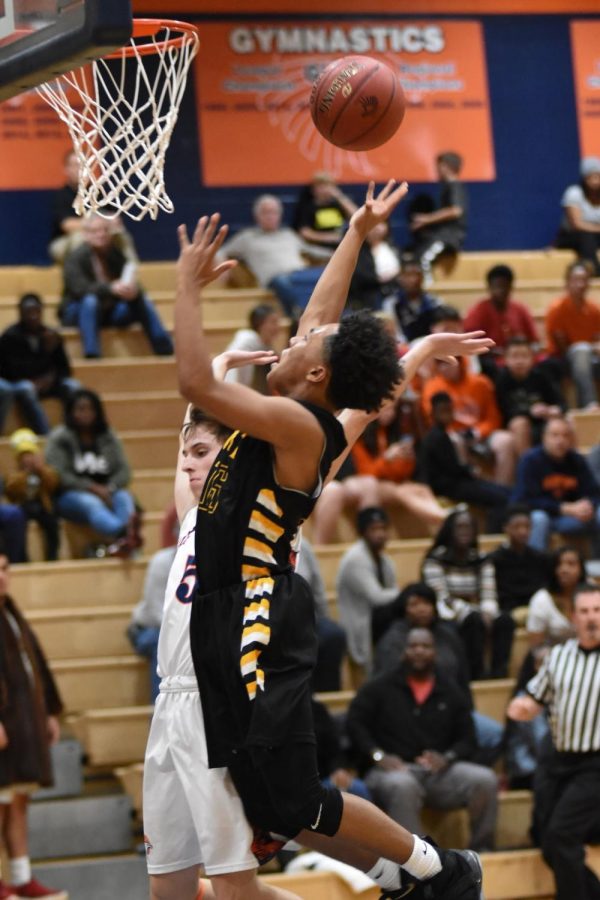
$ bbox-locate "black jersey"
[190,400,346,767]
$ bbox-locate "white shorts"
[143,676,257,876]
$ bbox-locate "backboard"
[0,0,132,101]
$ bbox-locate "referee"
[507,583,600,900]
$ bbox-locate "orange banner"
[0,89,76,190]
[137,2,600,14]
[195,19,495,186]
[570,20,600,159]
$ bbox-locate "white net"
[37,21,200,221]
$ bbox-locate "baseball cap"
[10,428,40,456]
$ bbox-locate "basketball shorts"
[142,675,257,876]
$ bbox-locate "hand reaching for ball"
[350,179,409,238]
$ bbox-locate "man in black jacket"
[0,294,80,435]
[60,215,173,358]
[347,628,498,851]
[419,391,509,530]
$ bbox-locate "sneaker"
[0,880,18,900]
[9,879,68,899]
[380,847,483,900]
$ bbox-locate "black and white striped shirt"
[526,639,600,753]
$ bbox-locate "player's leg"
[210,870,301,900]
[150,867,206,900]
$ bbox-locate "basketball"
[309,56,405,152]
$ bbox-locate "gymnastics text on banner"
[195,19,496,186]
[570,20,600,160]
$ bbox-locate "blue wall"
[0,12,593,266]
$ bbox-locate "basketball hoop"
[37,19,200,221]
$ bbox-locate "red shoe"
[0,880,18,900]
[9,880,68,899]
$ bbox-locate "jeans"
[322,775,371,801]
[268,267,325,317]
[128,624,160,703]
[0,378,50,434]
[62,293,173,358]
[55,488,135,538]
[566,342,600,408]
[0,504,27,562]
[529,507,600,552]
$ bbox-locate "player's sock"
[401,835,442,880]
[9,856,31,887]
[366,858,403,890]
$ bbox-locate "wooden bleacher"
[2,249,599,899]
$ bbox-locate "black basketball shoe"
[379,846,483,900]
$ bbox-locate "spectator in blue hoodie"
[382,256,440,342]
[512,416,600,551]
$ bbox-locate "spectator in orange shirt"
[421,357,517,485]
[463,265,539,380]
[311,399,447,543]
[545,262,600,408]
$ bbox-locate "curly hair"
[324,310,402,413]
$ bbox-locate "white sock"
[10,856,31,887]
[402,835,442,880]
[366,857,402,890]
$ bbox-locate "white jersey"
[157,506,197,680]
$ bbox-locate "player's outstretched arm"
[174,350,279,520]
[296,179,408,338]
[174,215,323,454]
[332,330,494,467]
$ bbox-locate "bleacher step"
[32,854,147,900]
[34,740,83,802]
[29,795,133,859]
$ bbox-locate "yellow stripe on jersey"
[256,489,283,518]
[241,623,271,650]
[245,576,274,600]
[249,509,285,543]
[243,599,271,622]
[246,681,257,700]
[242,563,270,580]
[243,536,276,566]
[241,648,259,676]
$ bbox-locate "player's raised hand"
[350,179,409,237]
[425,330,495,365]
[211,349,279,380]
[177,213,237,290]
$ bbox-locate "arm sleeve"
[446,693,477,760]
[44,430,94,492]
[525,654,553,705]
[340,554,398,607]
[346,682,382,758]
[62,249,110,301]
[474,378,502,438]
[526,590,551,634]
[28,625,64,716]
[511,456,561,515]
[296,541,328,618]
[106,432,131,490]
[479,561,499,617]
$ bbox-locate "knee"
[150,870,199,900]
[530,509,550,529]
[81,293,99,313]
[13,380,37,400]
[490,429,516,454]
[383,771,422,804]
